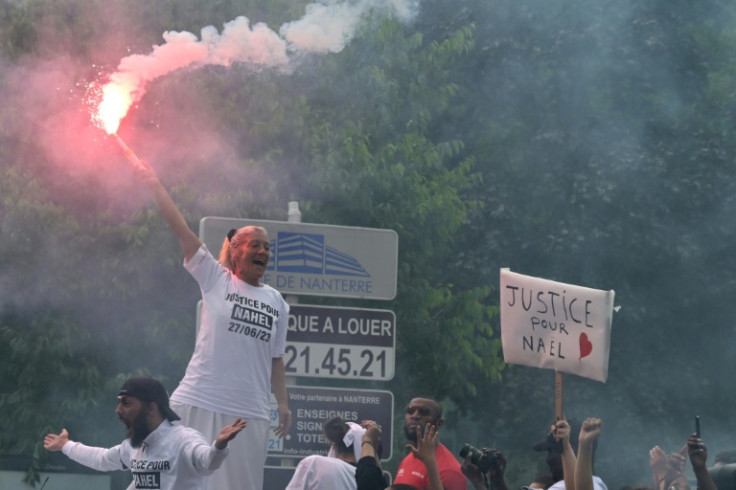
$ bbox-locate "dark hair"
[709,464,736,489]
[410,396,443,418]
[324,417,351,455]
[716,450,736,465]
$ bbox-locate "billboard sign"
[286,304,395,380]
[268,386,393,461]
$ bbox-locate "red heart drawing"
[579,332,593,361]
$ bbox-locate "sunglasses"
[405,405,432,416]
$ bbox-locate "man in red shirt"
[393,397,466,490]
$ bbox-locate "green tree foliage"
[138,11,505,406]
[0,0,504,486]
[421,0,736,484]
[0,312,105,486]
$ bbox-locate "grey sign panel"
[200,217,398,300]
[268,386,393,461]
[286,304,396,380]
[263,466,296,489]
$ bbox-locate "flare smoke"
[95,0,418,132]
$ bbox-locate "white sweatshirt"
[172,244,289,420]
[62,421,228,490]
[285,455,357,490]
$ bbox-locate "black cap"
[119,377,181,422]
[532,431,563,453]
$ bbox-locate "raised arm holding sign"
[500,270,615,490]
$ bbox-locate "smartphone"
[695,415,700,437]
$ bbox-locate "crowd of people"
[42,155,736,489]
[282,395,736,490]
[45,156,289,489]
[45,383,736,489]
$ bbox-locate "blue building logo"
[267,232,370,277]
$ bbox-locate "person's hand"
[359,420,382,469]
[485,448,507,483]
[650,445,668,475]
[687,433,708,469]
[650,445,676,488]
[43,429,70,452]
[553,419,571,448]
[130,158,159,187]
[650,444,687,488]
[462,448,507,490]
[361,420,382,447]
[668,445,687,476]
[461,454,485,487]
[273,403,291,438]
[578,417,602,448]
[407,423,438,465]
[215,418,247,449]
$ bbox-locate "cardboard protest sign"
[500,269,615,383]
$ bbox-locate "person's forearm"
[360,441,379,462]
[424,458,443,490]
[271,357,288,406]
[574,443,594,490]
[271,357,291,436]
[562,443,577,490]
[467,475,486,490]
[150,179,201,261]
[668,475,691,490]
[693,466,717,490]
[192,442,229,472]
[63,441,126,472]
[491,477,509,490]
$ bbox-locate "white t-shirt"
[171,244,289,420]
[285,455,357,490]
[62,421,228,490]
[549,476,608,490]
